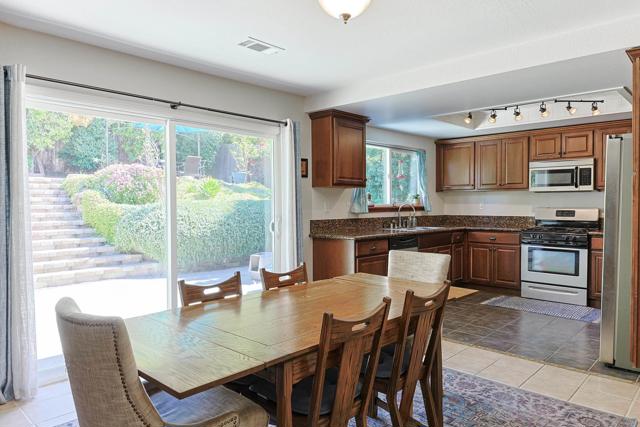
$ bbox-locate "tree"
[26,109,73,175]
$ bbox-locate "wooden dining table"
[126,273,477,427]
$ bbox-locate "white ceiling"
[2,0,640,138]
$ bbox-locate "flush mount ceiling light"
[464,112,473,124]
[319,0,372,23]
[488,110,497,124]
[592,102,601,116]
[539,102,550,118]
[513,106,523,121]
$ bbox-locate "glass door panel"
[174,124,273,297]
[26,106,169,364]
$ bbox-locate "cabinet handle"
[489,237,497,241]
[371,245,377,250]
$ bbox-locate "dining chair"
[249,297,392,427]
[260,263,308,290]
[388,250,451,284]
[55,297,268,427]
[370,284,450,427]
[179,271,242,306]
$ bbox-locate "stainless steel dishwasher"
[389,236,419,252]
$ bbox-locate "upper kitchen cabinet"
[501,137,529,189]
[309,109,369,188]
[529,130,593,161]
[594,122,633,190]
[475,140,500,190]
[436,142,475,190]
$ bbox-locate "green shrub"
[200,178,222,199]
[62,174,94,198]
[80,190,131,244]
[115,199,270,270]
[92,164,163,205]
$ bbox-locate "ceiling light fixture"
[464,112,473,124]
[513,106,523,121]
[591,102,601,116]
[488,110,497,124]
[318,0,372,23]
[539,102,550,118]
[566,102,577,115]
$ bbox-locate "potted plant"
[412,194,421,206]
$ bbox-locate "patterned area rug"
[482,295,601,323]
[56,369,636,427]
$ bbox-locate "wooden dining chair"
[179,271,242,306]
[370,284,450,427]
[388,250,451,284]
[249,297,391,427]
[260,263,308,290]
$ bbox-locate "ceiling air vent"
[238,37,285,55]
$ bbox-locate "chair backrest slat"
[260,263,308,291]
[309,297,391,427]
[179,271,242,306]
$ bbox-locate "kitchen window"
[365,144,421,207]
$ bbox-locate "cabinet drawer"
[467,231,519,245]
[591,237,603,250]
[356,239,388,257]
[451,232,464,244]
[419,233,452,249]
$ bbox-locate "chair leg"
[420,377,440,427]
[387,390,402,427]
[356,415,367,427]
[368,393,379,418]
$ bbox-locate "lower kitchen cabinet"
[468,231,521,290]
[356,254,388,276]
[451,243,464,282]
[493,245,521,289]
[589,237,604,308]
[468,243,492,285]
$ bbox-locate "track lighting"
[464,112,473,124]
[566,102,577,115]
[488,110,497,124]
[591,102,601,116]
[539,102,549,118]
[513,106,523,121]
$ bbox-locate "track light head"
[513,106,523,121]
[539,102,549,118]
[464,112,473,124]
[488,110,497,124]
[591,102,601,116]
[566,102,577,115]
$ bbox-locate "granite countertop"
[589,230,604,237]
[310,226,527,241]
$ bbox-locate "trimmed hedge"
[115,198,270,270]
[80,190,132,244]
[62,174,94,198]
[92,164,163,205]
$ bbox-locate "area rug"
[482,295,601,323]
[56,369,636,427]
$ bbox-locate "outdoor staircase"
[29,177,159,288]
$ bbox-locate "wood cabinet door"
[475,140,500,190]
[530,134,562,161]
[594,125,632,190]
[332,118,366,186]
[501,137,529,189]
[355,254,388,276]
[468,243,492,285]
[561,130,593,158]
[493,245,521,289]
[439,142,475,190]
[452,243,464,283]
[589,250,604,305]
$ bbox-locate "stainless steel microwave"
[529,159,594,192]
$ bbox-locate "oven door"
[520,244,588,288]
[529,166,577,192]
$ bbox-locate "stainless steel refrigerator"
[600,133,639,371]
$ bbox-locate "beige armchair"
[388,250,451,284]
[55,297,268,427]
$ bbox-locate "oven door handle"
[574,166,579,188]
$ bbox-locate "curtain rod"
[25,74,288,126]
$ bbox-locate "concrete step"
[31,211,80,221]
[33,254,145,274]
[32,236,107,251]
[32,227,96,240]
[28,177,64,184]
[30,205,77,214]
[30,196,72,205]
[33,245,116,262]
[31,219,85,230]
[34,262,160,288]
[29,188,67,197]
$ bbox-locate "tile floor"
[443,290,640,382]
[2,340,640,426]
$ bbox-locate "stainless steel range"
[520,208,600,306]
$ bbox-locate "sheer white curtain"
[0,65,37,403]
[272,119,298,272]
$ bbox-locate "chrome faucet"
[397,203,416,228]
